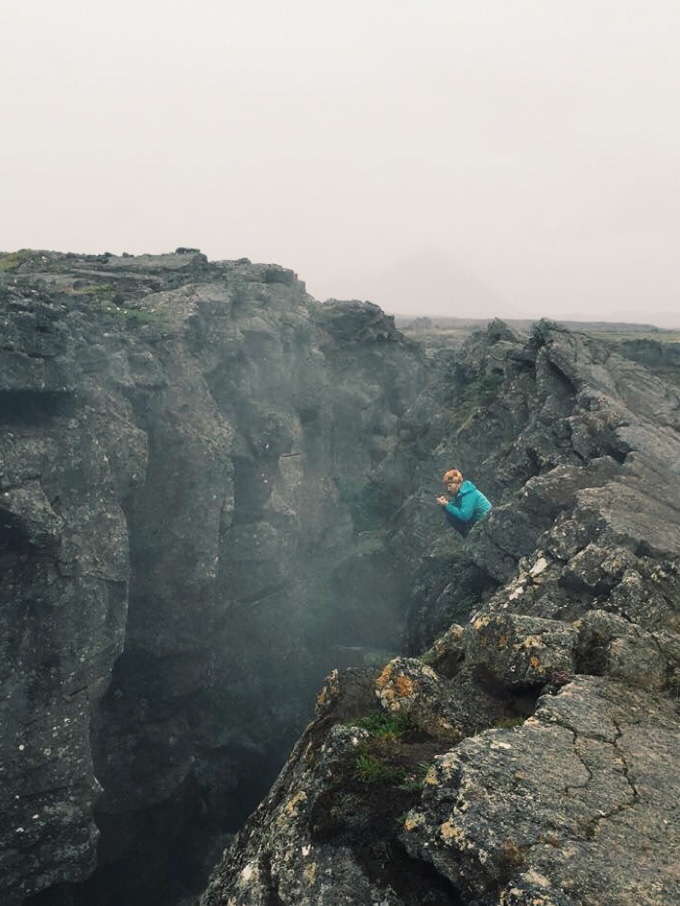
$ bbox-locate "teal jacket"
[442,480,492,528]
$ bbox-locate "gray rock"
[0,251,426,903]
[199,317,680,906]
[3,253,680,906]
[404,677,679,906]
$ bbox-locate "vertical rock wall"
[0,251,425,904]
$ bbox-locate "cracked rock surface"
[405,676,679,906]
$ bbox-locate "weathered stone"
[0,251,426,904]
[464,612,578,688]
[375,658,461,741]
[403,678,679,906]
[199,316,680,906]
[3,254,680,906]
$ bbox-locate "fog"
[3,0,679,327]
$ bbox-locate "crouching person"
[436,468,492,537]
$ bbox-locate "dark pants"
[444,511,471,537]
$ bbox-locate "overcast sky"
[3,1,679,326]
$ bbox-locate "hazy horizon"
[3,1,679,328]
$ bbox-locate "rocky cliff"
[0,250,426,905]
[2,251,679,906]
[199,320,680,906]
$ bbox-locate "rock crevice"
[2,255,679,906]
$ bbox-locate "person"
[436,468,492,537]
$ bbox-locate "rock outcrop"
[3,250,679,906]
[200,320,680,906]
[0,250,425,905]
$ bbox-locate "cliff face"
[200,321,680,906]
[3,251,679,906]
[0,251,425,905]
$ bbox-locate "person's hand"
[436,495,448,505]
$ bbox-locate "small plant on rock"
[354,749,408,786]
[354,710,412,741]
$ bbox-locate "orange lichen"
[285,790,308,816]
[439,820,464,843]
[376,664,393,689]
[423,767,439,786]
[394,675,415,697]
[403,811,424,832]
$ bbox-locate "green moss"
[55,282,164,325]
[494,715,526,730]
[353,710,411,740]
[452,372,504,431]
[0,251,22,271]
[69,283,115,296]
[116,308,165,324]
[353,742,431,790]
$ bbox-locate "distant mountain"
[344,248,524,320]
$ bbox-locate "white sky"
[2,0,679,326]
